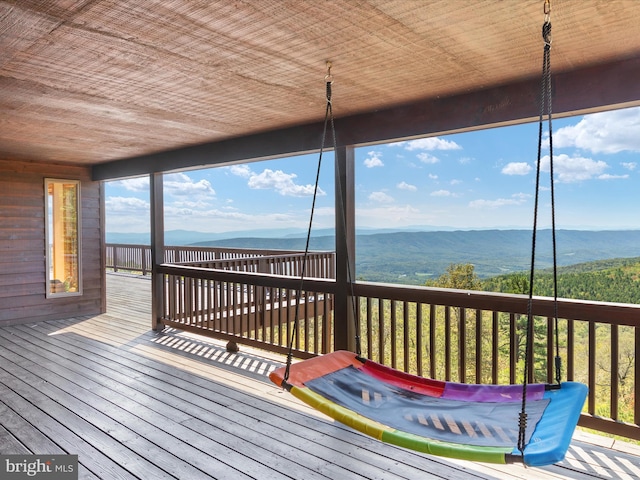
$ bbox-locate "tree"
[426,263,481,290]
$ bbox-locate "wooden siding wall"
[0,159,104,326]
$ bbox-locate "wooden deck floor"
[1,273,639,479]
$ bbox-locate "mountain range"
[107,228,640,284]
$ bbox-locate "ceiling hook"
[325,61,333,83]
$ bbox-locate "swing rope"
[284,62,337,382]
[518,0,561,456]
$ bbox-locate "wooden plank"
[0,410,33,455]
[0,159,92,178]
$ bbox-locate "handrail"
[105,243,334,277]
[354,281,640,326]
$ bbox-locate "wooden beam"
[92,57,640,181]
[333,146,356,353]
[99,181,107,313]
[150,173,165,331]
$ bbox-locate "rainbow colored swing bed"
[270,351,587,467]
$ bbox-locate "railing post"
[141,245,148,275]
[334,145,356,352]
[150,173,165,331]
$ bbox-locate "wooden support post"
[150,173,165,331]
[334,145,356,352]
[99,182,107,313]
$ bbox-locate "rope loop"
[517,411,528,454]
[542,21,552,47]
[325,61,333,102]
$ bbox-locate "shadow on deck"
[0,273,638,479]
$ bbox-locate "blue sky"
[105,106,640,235]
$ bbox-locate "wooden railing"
[105,243,152,275]
[106,243,640,440]
[157,265,639,441]
[157,264,335,359]
[105,243,320,275]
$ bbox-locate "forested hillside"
[481,257,640,303]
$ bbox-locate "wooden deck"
[1,274,639,479]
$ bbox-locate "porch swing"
[270,1,587,467]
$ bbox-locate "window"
[45,179,82,297]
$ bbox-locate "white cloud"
[105,196,149,212]
[541,154,608,183]
[450,179,462,185]
[369,191,394,203]
[391,137,462,151]
[227,164,324,197]
[469,193,529,209]
[622,162,637,171]
[552,107,640,154]
[428,173,438,179]
[114,177,149,192]
[431,189,453,197]
[502,162,532,175]
[247,169,325,197]
[171,199,212,209]
[598,174,629,180]
[229,164,252,177]
[397,181,417,191]
[164,172,215,197]
[364,151,384,168]
[417,152,440,164]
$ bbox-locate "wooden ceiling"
[2,0,640,176]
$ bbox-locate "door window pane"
[46,179,82,297]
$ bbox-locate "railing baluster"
[476,309,482,385]
[445,306,451,381]
[416,303,423,377]
[403,301,410,373]
[509,313,517,385]
[635,327,640,427]
[567,319,575,381]
[378,298,384,364]
[589,321,596,415]
[366,297,373,360]
[390,300,397,369]
[429,304,436,379]
[459,307,466,383]
[492,311,498,384]
[611,324,619,420]
[547,316,554,384]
